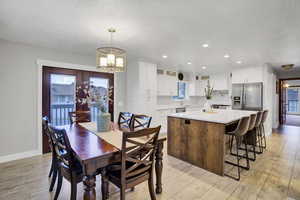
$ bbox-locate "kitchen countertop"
[168,109,256,124]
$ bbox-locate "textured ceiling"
[0,0,300,74]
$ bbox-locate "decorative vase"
[203,98,212,112]
[97,112,111,132]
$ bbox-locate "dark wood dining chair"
[130,114,152,131]
[42,116,58,192]
[102,126,161,200]
[68,110,91,124]
[118,112,133,129]
[225,116,251,181]
[48,125,84,200]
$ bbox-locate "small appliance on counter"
[175,107,186,113]
[211,104,231,109]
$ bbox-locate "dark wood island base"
[167,116,227,176]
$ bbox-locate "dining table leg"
[101,168,109,200]
[155,141,164,194]
[83,174,96,200]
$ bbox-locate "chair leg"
[49,166,57,192]
[120,187,125,200]
[255,127,263,154]
[235,137,241,181]
[262,124,267,149]
[244,141,250,170]
[54,170,63,200]
[70,181,77,200]
[148,173,156,200]
[130,187,135,192]
[229,135,234,154]
[48,162,53,178]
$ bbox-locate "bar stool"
[242,113,257,161]
[225,116,251,181]
[260,110,269,149]
[254,111,264,154]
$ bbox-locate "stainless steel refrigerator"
[232,82,263,111]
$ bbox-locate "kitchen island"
[167,109,256,176]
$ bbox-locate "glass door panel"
[50,74,76,125]
[287,87,300,114]
[89,77,109,122]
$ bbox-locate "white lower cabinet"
[155,108,176,133]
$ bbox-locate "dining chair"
[118,112,133,129]
[130,114,152,131]
[225,116,251,181]
[69,110,91,124]
[42,116,58,192]
[48,125,84,200]
[260,110,269,149]
[102,126,161,200]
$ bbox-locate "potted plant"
[203,80,214,112]
[76,81,113,132]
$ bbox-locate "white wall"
[277,70,300,79]
[262,64,279,132]
[0,39,126,161]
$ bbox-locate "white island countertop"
[168,109,257,124]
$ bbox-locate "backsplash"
[157,92,231,108]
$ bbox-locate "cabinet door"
[168,74,178,96]
[210,73,228,90]
[167,117,187,159]
[157,74,167,96]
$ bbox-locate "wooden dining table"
[57,123,166,200]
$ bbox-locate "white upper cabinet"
[210,73,230,90]
[189,75,205,96]
[232,67,263,84]
[126,61,157,116]
[157,69,177,96]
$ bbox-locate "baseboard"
[0,150,41,164]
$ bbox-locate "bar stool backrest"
[255,111,263,128]
[261,110,269,124]
[248,114,257,131]
[234,116,250,137]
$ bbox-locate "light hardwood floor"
[0,125,300,200]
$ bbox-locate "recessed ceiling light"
[224,54,230,58]
[202,66,207,69]
[236,61,242,64]
[187,62,192,65]
[162,55,168,58]
[202,44,209,48]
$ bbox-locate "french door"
[42,66,114,153]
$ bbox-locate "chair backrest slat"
[118,112,133,129]
[130,114,152,131]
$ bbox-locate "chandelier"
[96,28,126,72]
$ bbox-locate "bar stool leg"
[261,124,267,149]
[236,136,241,181]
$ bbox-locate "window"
[172,82,186,100]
